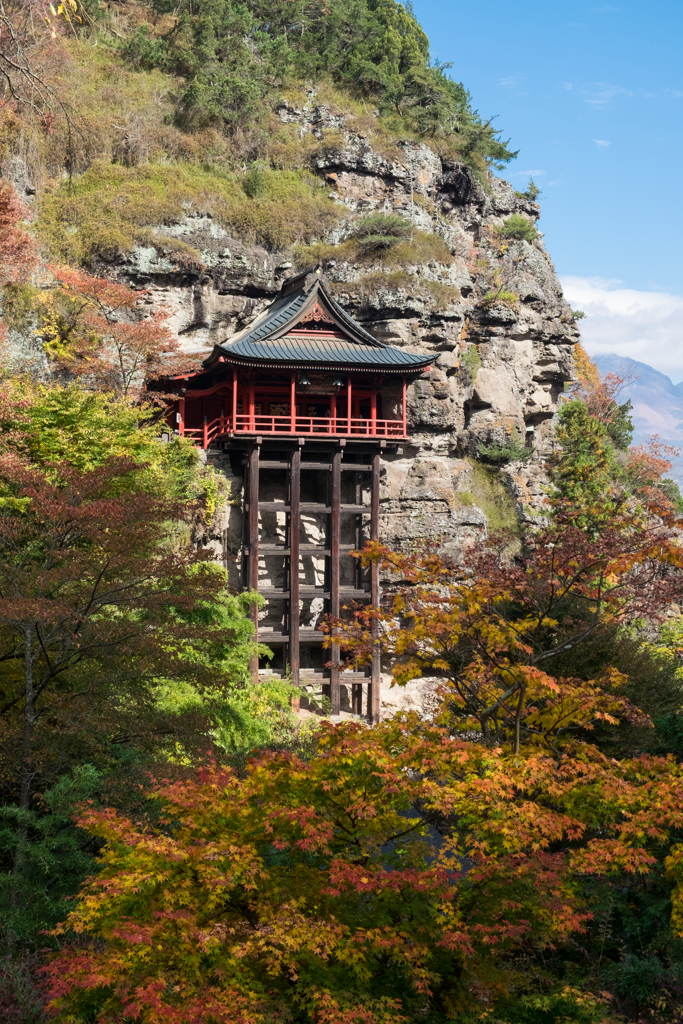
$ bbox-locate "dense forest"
[3,3,683,1024]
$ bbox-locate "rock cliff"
[102,100,578,554]
[10,95,578,555]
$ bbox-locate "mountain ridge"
[594,353,683,481]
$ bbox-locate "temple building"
[162,268,434,722]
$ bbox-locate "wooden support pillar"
[232,368,237,430]
[352,469,364,716]
[368,449,381,723]
[347,376,352,434]
[370,391,377,436]
[248,386,255,431]
[330,392,337,434]
[248,444,260,683]
[402,377,407,437]
[290,372,296,434]
[329,448,342,716]
[177,397,185,438]
[289,446,300,687]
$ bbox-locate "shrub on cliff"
[500,214,538,242]
[353,212,412,251]
[477,431,532,464]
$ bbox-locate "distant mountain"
[594,354,683,483]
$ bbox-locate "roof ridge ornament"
[297,302,336,326]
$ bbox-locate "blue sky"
[412,0,683,378]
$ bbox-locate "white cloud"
[511,168,545,178]
[593,138,611,147]
[560,276,683,378]
[580,82,632,107]
[500,75,523,89]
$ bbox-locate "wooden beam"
[369,449,381,723]
[248,444,260,683]
[259,544,357,554]
[329,448,341,716]
[255,461,372,471]
[289,446,300,687]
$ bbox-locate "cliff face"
[41,99,577,554]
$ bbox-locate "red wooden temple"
[160,269,433,721]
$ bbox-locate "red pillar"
[346,377,352,434]
[290,372,296,433]
[370,391,377,436]
[402,377,407,437]
[178,397,185,438]
[248,385,255,431]
[232,367,238,431]
[330,392,337,434]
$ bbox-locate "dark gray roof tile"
[207,272,433,372]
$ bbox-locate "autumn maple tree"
[41,711,683,1023]
[0,451,261,945]
[38,266,195,398]
[0,181,38,288]
[329,499,679,754]
[38,479,683,1023]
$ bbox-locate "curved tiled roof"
[205,270,433,373]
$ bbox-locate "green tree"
[353,212,411,251]
[500,213,538,242]
[515,177,542,202]
[551,399,617,529]
[125,0,517,167]
[605,397,634,450]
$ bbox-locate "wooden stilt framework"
[289,445,301,687]
[240,440,383,720]
[247,444,260,683]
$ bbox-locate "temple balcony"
[181,412,406,449]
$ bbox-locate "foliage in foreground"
[0,375,298,957]
[42,714,683,1024]
[42,474,683,1023]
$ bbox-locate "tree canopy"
[126,0,516,167]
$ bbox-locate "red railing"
[181,414,406,448]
